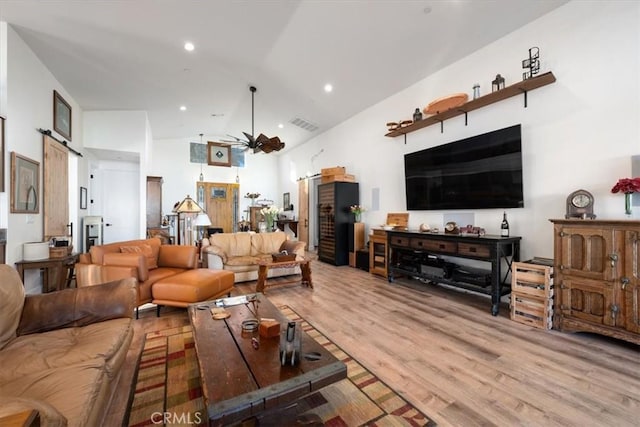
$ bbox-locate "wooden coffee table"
[256,257,312,293]
[188,294,346,426]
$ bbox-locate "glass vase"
[625,193,632,217]
[354,213,361,223]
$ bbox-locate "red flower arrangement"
[611,177,640,194]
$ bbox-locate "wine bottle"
[501,212,509,237]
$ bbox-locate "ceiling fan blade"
[225,134,247,143]
[255,133,270,143]
[242,131,256,143]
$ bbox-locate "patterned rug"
[127,306,435,426]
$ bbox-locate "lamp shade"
[174,195,203,213]
[194,212,212,226]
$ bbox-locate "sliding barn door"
[43,135,68,241]
[298,179,309,245]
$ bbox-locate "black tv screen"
[404,124,524,210]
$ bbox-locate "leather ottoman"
[152,269,234,315]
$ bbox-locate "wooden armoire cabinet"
[318,182,359,265]
[146,176,163,228]
[550,219,640,344]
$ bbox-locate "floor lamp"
[173,195,203,245]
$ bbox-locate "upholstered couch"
[75,238,234,314]
[0,264,136,427]
[201,231,306,283]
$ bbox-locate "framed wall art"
[80,186,88,209]
[53,90,72,141]
[11,152,40,213]
[207,141,232,167]
[283,192,291,210]
[211,187,227,199]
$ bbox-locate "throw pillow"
[120,244,158,269]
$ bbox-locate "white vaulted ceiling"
[0,0,568,152]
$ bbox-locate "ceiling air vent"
[289,117,318,132]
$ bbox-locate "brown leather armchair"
[0,264,136,426]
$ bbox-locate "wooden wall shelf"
[385,71,556,137]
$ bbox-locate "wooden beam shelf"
[385,71,556,138]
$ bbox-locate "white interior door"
[92,162,140,243]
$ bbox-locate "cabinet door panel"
[561,278,617,326]
[559,227,614,281]
[624,230,640,332]
[624,285,640,333]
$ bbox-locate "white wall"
[83,110,151,239]
[83,110,148,155]
[280,0,640,261]
[5,25,86,293]
[151,137,280,222]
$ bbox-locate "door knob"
[105,223,113,227]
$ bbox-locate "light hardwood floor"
[108,258,640,427]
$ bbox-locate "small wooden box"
[321,173,355,183]
[49,247,71,258]
[511,294,553,330]
[272,252,296,262]
[385,212,409,229]
[321,166,346,176]
[259,319,281,338]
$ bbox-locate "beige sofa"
[201,232,306,282]
[0,264,136,427]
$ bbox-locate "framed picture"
[11,152,40,213]
[207,141,232,167]
[283,192,291,210]
[211,187,227,199]
[53,90,72,141]
[80,186,87,209]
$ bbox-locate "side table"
[15,253,78,293]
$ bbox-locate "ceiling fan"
[223,86,285,154]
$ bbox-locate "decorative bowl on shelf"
[382,225,394,230]
[423,93,469,115]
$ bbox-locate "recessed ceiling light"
[180,105,187,111]
[423,6,432,14]
[184,42,195,51]
[324,83,333,93]
[278,123,284,129]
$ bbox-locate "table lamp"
[194,212,212,242]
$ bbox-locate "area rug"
[127,306,435,426]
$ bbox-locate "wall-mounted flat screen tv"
[404,124,523,210]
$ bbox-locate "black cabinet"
[318,182,359,265]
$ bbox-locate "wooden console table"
[15,253,78,293]
[276,219,299,237]
[387,230,520,315]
